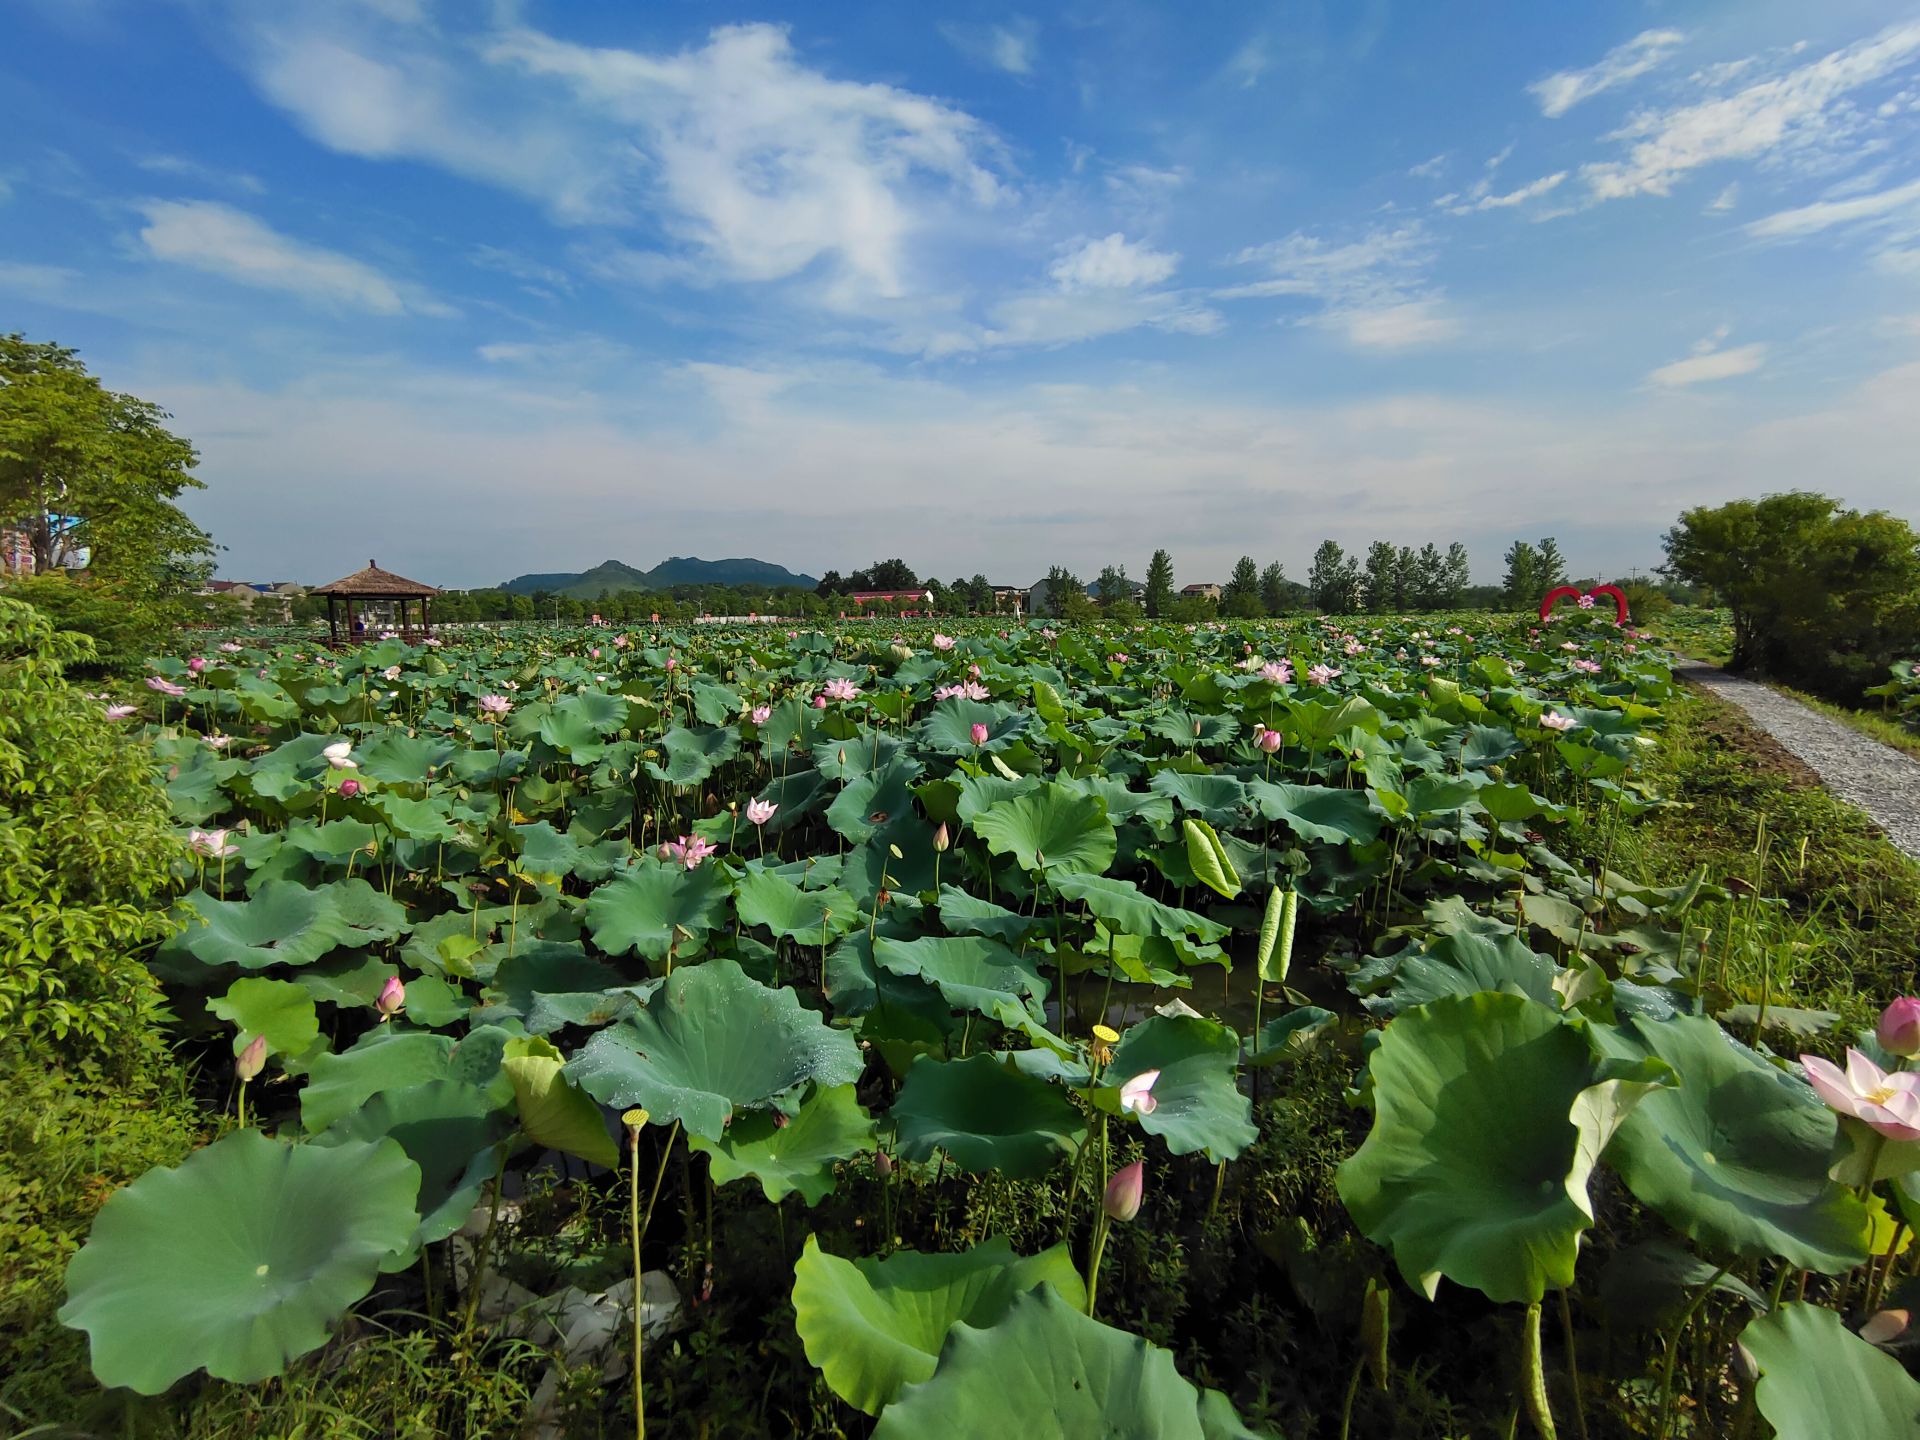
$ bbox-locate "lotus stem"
[1521,1301,1557,1440]
[630,1134,645,1440]
[1559,1287,1589,1440]
[1653,1265,1726,1440]
[1083,1213,1111,1318]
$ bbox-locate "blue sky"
[4,0,1918,589]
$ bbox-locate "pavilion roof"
[311,560,439,597]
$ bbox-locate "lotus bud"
[236,1034,268,1082]
[376,975,406,1020]
[658,843,674,862]
[1103,1161,1145,1223]
[971,722,989,746]
[1879,998,1920,1058]
[188,656,207,673]
[875,1149,895,1179]
[933,823,951,853]
[1193,719,1203,739]
[1255,727,1283,755]
[339,777,362,798]
[1862,1309,1911,1345]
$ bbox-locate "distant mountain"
[499,556,819,598]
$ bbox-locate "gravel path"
[1676,665,1920,863]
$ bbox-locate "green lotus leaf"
[1458,724,1525,769]
[813,729,913,780]
[1247,782,1384,846]
[58,1131,420,1393]
[1591,1014,1869,1272]
[791,1234,1087,1415]
[1145,708,1241,750]
[953,773,1038,824]
[486,942,628,1031]
[916,700,1031,755]
[1108,1015,1257,1161]
[311,1079,509,1249]
[501,1035,619,1169]
[874,1285,1269,1439]
[541,691,628,755]
[972,785,1116,877]
[1248,1006,1337,1066]
[935,884,1043,943]
[893,1053,1086,1178]
[689,1083,875,1205]
[210,976,319,1060]
[584,862,731,963]
[372,794,461,842]
[565,958,864,1141]
[1741,1303,1920,1440]
[1476,781,1544,824]
[1149,770,1249,825]
[331,877,413,947]
[1335,991,1667,1303]
[162,882,351,972]
[735,868,860,946]
[642,725,740,785]
[1051,872,1229,943]
[352,732,459,785]
[513,821,630,882]
[826,755,923,843]
[300,1025,513,1134]
[1182,818,1241,899]
[690,680,742,726]
[1360,930,1561,1017]
[283,818,380,865]
[873,934,1049,1032]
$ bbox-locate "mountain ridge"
[498,556,819,598]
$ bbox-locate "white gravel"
[1677,665,1920,864]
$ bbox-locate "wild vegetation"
[9,598,1920,1439]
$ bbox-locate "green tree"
[1663,492,1920,697]
[1307,540,1361,613]
[1144,549,1175,618]
[1094,564,1131,605]
[1502,540,1540,610]
[1535,537,1569,591]
[1043,565,1085,620]
[1259,562,1288,616]
[1411,544,1446,609]
[1442,542,1473,607]
[1222,555,1263,617]
[1362,541,1399,613]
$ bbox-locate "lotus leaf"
[690,1083,875,1204]
[892,1053,1086,1178]
[1108,1015,1257,1160]
[584,862,730,963]
[971,785,1116,876]
[1741,1303,1920,1440]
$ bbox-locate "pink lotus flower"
[383,664,403,680]
[933,634,956,651]
[821,677,862,702]
[1307,663,1339,685]
[934,682,992,702]
[1538,711,1576,732]
[1577,594,1596,610]
[665,656,677,672]
[813,695,828,709]
[104,703,137,720]
[188,656,206,674]
[1103,1161,1145,1222]
[1253,726,1283,755]
[219,641,244,654]
[189,828,238,859]
[746,799,779,826]
[146,676,187,698]
[376,975,406,1021]
[1119,1069,1160,1116]
[614,634,630,649]
[1801,1049,1920,1139]
[750,705,773,725]
[1109,653,1129,665]
[659,834,717,870]
[1572,659,1602,675]
[479,694,512,717]
[339,777,362,798]
[933,822,951,852]
[204,734,232,750]
[1344,639,1364,657]
[1420,655,1441,668]
[1879,999,1920,1059]
[970,722,990,746]
[235,1034,268,1082]
[1260,660,1293,683]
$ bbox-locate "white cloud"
[230,11,1004,307]
[1444,171,1568,214]
[1049,233,1179,289]
[1530,30,1686,118]
[1707,182,1740,212]
[1648,340,1767,387]
[1217,223,1457,348]
[1224,37,1267,89]
[940,18,1039,77]
[136,200,450,315]
[1745,176,1920,237]
[137,153,265,194]
[1581,21,1920,201]
[1338,299,1461,349]
[1407,153,1448,180]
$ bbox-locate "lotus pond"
[54,613,1920,1437]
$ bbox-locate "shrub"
[2,571,178,674]
[0,596,180,1076]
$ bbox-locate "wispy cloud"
[1442,171,1568,214]
[1217,223,1458,348]
[1224,37,1267,89]
[1580,21,1920,202]
[940,17,1039,77]
[136,153,265,194]
[1648,331,1767,387]
[136,199,451,316]
[1745,175,1920,237]
[1049,233,1179,290]
[1530,29,1686,118]
[1407,153,1448,180]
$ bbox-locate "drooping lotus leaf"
[1590,1014,1869,1272]
[935,884,1043,944]
[971,785,1116,876]
[210,976,320,1060]
[791,1234,1087,1415]
[1248,1006,1338,1066]
[486,942,628,1031]
[1247,781,1384,846]
[872,934,1049,1033]
[1741,1303,1920,1440]
[1335,991,1667,1303]
[642,725,740,785]
[311,1079,509,1248]
[689,1083,875,1205]
[1050,872,1230,943]
[565,958,864,1141]
[873,1285,1269,1439]
[1107,1015,1257,1161]
[735,869,860,946]
[1358,930,1561,1017]
[59,1130,420,1393]
[161,882,351,972]
[300,1025,513,1133]
[501,1035,620,1169]
[584,862,730,963]
[1182,818,1241,899]
[892,1053,1086,1178]
[1593,1239,1768,1329]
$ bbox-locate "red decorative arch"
[1539,584,1630,625]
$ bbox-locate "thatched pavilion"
[311,561,438,647]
